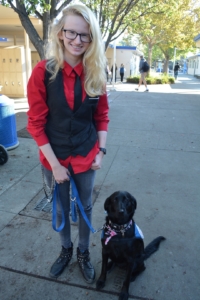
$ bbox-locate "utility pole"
[111,40,116,89]
[173,47,177,71]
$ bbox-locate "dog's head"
[104,191,137,225]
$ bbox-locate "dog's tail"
[143,236,166,260]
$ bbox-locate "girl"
[27,3,109,283]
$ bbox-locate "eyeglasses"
[62,29,92,43]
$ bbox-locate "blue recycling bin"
[0,94,19,150]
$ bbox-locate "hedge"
[126,74,175,84]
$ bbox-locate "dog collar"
[102,220,144,245]
[108,219,132,234]
[104,219,133,244]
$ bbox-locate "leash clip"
[47,196,53,203]
[94,226,103,233]
[121,229,125,237]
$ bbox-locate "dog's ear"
[128,193,137,210]
[104,196,111,212]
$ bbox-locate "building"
[105,45,142,79]
[0,5,41,97]
[0,4,142,97]
[187,34,200,77]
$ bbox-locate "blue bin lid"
[0,94,13,106]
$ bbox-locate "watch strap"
[99,147,106,155]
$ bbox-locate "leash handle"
[52,183,65,232]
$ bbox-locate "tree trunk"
[43,11,51,58]
[163,56,170,73]
[147,43,153,75]
[15,0,45,59]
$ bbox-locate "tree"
[0,0,72,59]
[143,44,164,68]
[0,0,164,59]
[129,0,200,72]
[158,2,199,72]
[85,0,161,50]
[129,0,179,69]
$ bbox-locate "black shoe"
[49,244,73,278]
[77,247,95,284]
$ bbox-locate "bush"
[126,76,139,83]
[146,77,156,84]
[168,77,175,84]
[155,78,162,84]
[126,74,175,84]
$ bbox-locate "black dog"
[96,191,165,300]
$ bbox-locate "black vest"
[45,70,99,159]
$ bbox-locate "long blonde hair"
[45,3,106,96]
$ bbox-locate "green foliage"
[146,77,156,84]
[155,78,162,84]
[0,0,50,14]
[128,76,140,83]
[1,0,163,57]
[1,0,199,62]
[126,74,175,84]
[84,0,166,50]
[144,45,164,64]
[168,77,175,83]
[129,0,199,70]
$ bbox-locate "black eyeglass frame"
[62,29,92,43]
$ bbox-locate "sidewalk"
[0,75,200,300]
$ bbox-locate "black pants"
[111,72,116,82]
[120,73,124,82]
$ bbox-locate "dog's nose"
[119,209,124,214]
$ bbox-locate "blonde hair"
[45,4,106,96]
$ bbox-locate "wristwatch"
[99,147,106,155]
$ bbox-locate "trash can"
[0,94,19,150]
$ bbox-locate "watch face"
[100,148,106,154]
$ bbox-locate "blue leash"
[70,176,97,233]
[52,177,99,233]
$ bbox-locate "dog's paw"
[96,279,105,290]
[131,263,146,282]
[118,291,129,300]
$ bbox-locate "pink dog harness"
[102,220,144,245]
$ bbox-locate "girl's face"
[59,14,91,65]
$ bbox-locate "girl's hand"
[52,164,70,184]
[91,152,104,170]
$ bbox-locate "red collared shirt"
[27,60,109,174]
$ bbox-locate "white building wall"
[187,56,200,76]
[105,47,140,80]
[116,49,132,77]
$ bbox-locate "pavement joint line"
[0,163,41,197]
[106,142,200,154]
[18,212,51,222]
[0,265,154,300]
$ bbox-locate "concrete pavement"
[0,74,200,300]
